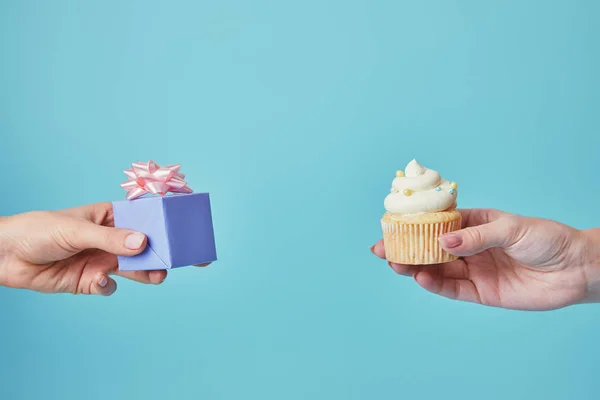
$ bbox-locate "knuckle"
[502,215,525,235]
[466,227,483,246]
[91,203,112,225]
[50,225,79,253]
[502,215,523,227]
[24,210,50,218]
[0,269,20,289]
[450,280,460,299]
[20,210,54,226]
[101,228,115,248]
[496,215,529,247]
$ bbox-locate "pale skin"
[2,204,599,309]
[0,202,210,296]
[371,208,600,311]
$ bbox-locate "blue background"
[1,1,599,399]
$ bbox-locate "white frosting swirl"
[384,159,457,214]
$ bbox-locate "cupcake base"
[381,210,462,265]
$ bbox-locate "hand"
[371,208,600,310]
[0,202,209,296]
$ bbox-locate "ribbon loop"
[121,160,193,200]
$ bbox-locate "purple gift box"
[112,161,217,271]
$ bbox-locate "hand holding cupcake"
[381,159,461,264]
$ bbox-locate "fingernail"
[150,270,166,284]
[439,233,462,248]
[194,263,211,267]
[98,275,108,288]
[125,232,145,250]
[369,245,375,254]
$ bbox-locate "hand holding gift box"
[113,161,217,271]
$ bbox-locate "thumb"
[61,220,148,256]
[438,216,523,257]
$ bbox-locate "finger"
[89,272,117,296]
[439,216,523,257]
[439,259,470,279]
[414,271,481,304]
[388,262,422,276]
[375,238,469,278]
[58,202,114,226]
[78,252,166,286]
[388,259,469,279]
[457,208,512,229]
[115,269,167,285]
[194,263,212,267]
[370,240,386,259]
[372,209,511,258]
[61,220,148,256]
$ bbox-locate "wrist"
[580,228,600,303]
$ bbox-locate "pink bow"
[121,160,193,200]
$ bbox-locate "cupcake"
[381,159,461,265]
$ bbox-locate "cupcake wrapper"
[381,218,461,265]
